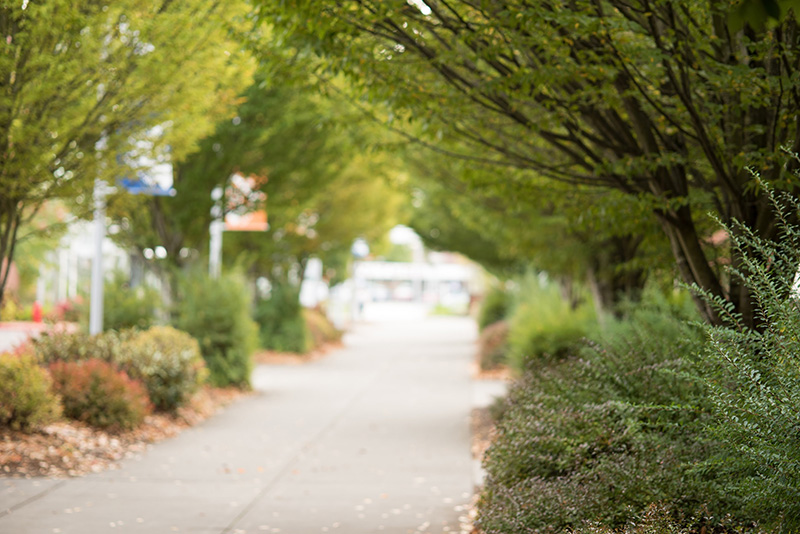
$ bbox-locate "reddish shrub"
[303,308,342,350]
[49,359,151,430]
[477,320,510,371]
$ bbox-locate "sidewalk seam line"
[220,363,388,534]
[0,480,68,518]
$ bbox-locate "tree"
[730,0,800,29]
[405,152,669,312]
[110,59,407,297]
[224,151,408,286]
[262,0,800,326]
[0,0,253,305]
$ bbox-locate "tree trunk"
[586,235,646,319]
[0,200,21,309]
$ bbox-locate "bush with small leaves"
[103,271,161,331]
[477,291,741,533]
[118,326,207,412]
[477,285,511,331]
[303,308,342,351]
[49,359,151,431]
[694,182,800,531]
[476,320,509,371]
[506,275,595,371]
[254,282,310,354]
[0,352,62,431]
[33,329,134,365]
[173,271,257,388]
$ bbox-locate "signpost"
[208,175,268,279]
[88,175,176,335]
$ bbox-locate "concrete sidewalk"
[0,322,46,353]
[1,314,480,534]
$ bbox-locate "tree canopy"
[0,0,254,304]
[109,62,407,291]
[262,0,800,325]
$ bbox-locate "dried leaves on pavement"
[0,387,245,478]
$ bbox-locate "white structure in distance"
[308,225,482,328]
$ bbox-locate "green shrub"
[506,276,595,371]
[254,282,310,353]
[173,271,257,388]
[0,352,62,431]
[476,320,509,371]
[694,184,800,532]
[33,329,134,365]
[49,359,151,430]
[0,298,19,321]
[477,291,737,533]
[477,285,511,331]
[118,326,207,412]
[575,503,726,534]
[103,271,161,331]
[303,308,342,350]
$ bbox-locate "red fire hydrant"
[32,301,42,323]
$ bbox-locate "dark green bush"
[303,307,342,350]
[477,292,737,533]
[477,285,511,331]
[49,359,151,430]
[506,276,595,371]
[103,271,160,331]
[0,352,62,431]
[476,320,509,371]
[173,272,257,388]
[118,326,207,412]
[254,282,310,354]
[574,503,752,534]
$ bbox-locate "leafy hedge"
[254,282,310,353]
[506,275,595,371]
[477,285,511,331]
[0,352,61,431]
[102,271,161,331]
[303,307,342,350]
[33,329,134,365]
[476,320,509,371]
[34,327,206,412]
[477,293,735,532]
[694,185,800,531]
[118,326,207,412]
[173,272,257,388]
[49,359,151,430]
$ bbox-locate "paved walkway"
[0,322,47,353]
[1,311,487,534]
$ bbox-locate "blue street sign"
[119,178,176,197]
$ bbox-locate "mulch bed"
[0,344,347,480]
[0,387,246,479]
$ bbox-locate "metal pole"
[351,260,358,323]
[209,186,223,279]
[209,220,223,279]
[89,179,106,335]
